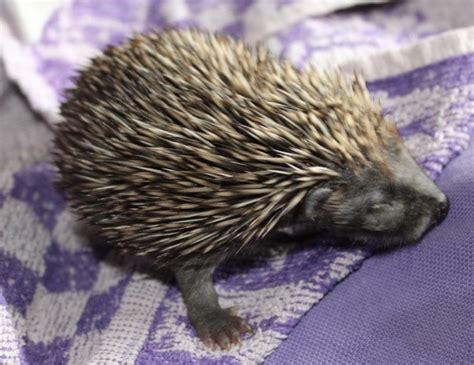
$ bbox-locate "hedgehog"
[54,29,449,350]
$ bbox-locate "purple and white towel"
[0,0,473,364]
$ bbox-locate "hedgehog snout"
[431,194,449,226]
[388,144,450,239]
[391,147,442,196]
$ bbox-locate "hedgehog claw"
[196,309,253,350]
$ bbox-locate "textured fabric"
[267,140,474,365]
[0,0,473,364]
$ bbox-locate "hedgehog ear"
[304,187,333,219]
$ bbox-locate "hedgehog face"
[298,144,449,249]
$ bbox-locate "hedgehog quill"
[54,29,449,350]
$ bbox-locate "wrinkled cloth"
[0,0,473,364]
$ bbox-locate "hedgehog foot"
[175,265,253,350]
[194,307,253,350]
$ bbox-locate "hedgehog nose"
[436,196,449,224]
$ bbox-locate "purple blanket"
[0,0,473,363]
[267,133,474,364]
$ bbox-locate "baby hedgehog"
[54,29,449,349]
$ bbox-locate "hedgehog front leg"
[175,265,253,350]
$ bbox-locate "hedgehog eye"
[367,203,393,214]
[364,202,404,231]
[372,203,389,210]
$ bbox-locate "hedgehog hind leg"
[175,265,253,350]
